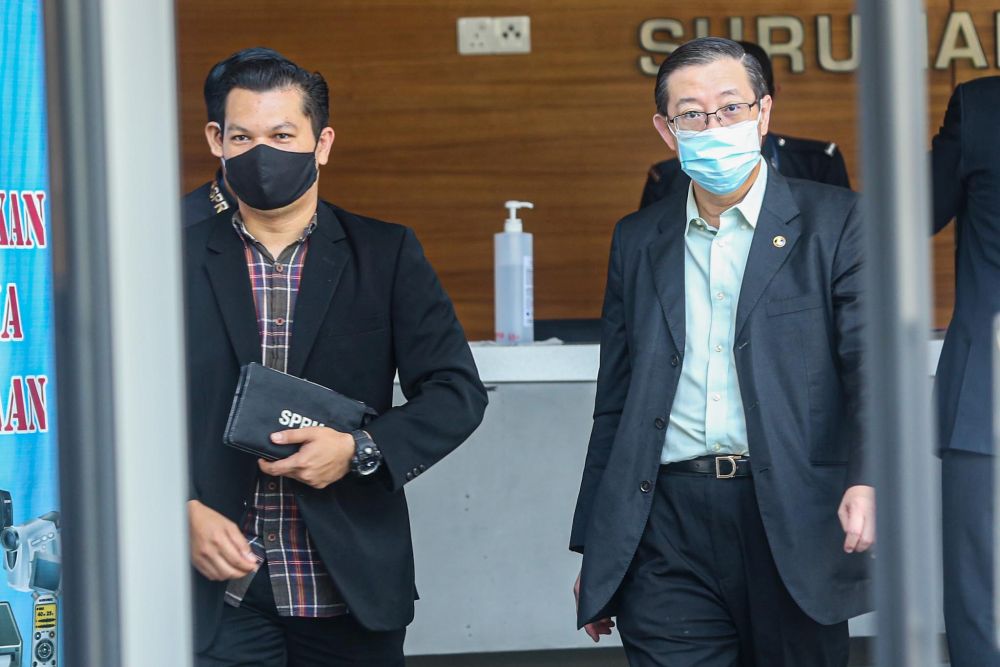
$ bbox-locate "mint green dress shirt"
[661,161,767,464]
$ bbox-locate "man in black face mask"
[183,51,487,666]
[181,47,285,226]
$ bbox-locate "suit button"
[419,464,426,472]
[654,417,666,430]
[405,472,414,481]
[670,355,679,367]
[639,480,652,493]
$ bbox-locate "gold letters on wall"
[638,12,1000,75]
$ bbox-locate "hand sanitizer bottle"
[495,200,534,345]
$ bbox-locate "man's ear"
[758,94,773,139]
[315,127,335,166]
[205,122,224,159]
[653,114,677,152]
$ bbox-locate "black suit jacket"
[932,76,1000,454]
[640,133,852,209]
[571,166,871,628]
[184,201,487,651]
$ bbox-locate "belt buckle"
[715,455,739,479]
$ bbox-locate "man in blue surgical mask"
[570,37,874,666]
[638,40,851,209]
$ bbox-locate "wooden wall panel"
[175,0,996,339]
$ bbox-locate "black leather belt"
[662,455,751,479]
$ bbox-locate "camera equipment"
[0,601,21,667]
[31,594,56,666]
[0,493,11,535]
[0,491,60,596]
[0,491,61,667]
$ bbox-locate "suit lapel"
[287,203,350,377]
[205,221,261,367]
[735,169,802,339]
[646,186,689,354]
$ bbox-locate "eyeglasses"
[668,100,759,132]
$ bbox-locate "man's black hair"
[737,41,775,98]
[204,47,329,140]
[204,48,284,125]
[654,37,769,116]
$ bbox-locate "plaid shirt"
[223,211,348,618]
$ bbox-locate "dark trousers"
[616,467,848,667]
[196,563,406,667]
[942,449,1000,666]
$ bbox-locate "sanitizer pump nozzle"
[504,200,534,233]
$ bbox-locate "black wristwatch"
[350,430,383,477]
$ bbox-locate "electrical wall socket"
[457,17,497,55]
[493,16,531,54]
[457,16,531,55]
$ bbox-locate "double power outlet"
[457,16,531,55]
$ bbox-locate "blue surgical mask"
[674,117,762,195]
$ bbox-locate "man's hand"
[258,426,355,489]
[574,571,615,642]
[838,484,876,554]
[188,500,257,581]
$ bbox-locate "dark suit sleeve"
[640,160,684,209]
[824,147,852,190]
[640,165,663,209]
[182,184,214,228]
[931,84,965,234]
[832,199,870,488]
[364,228,488,492]
[569,222,630,553]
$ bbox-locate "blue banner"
[0,2,62,666]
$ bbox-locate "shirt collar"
[684,157,768,235]
[231,210,318,245]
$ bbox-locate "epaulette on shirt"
[774,134,841,160]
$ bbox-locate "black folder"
[223,363,377,461]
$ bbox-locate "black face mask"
[223,143,318,211]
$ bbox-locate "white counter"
[467,341,600,383]
[467,338,945,384]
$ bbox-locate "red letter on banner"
[3,377,31,433]
[1,284,23,341]
[25,376,47,432]
[8,192,27,247]
[21,191,46,248]
[0,192,9,247]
